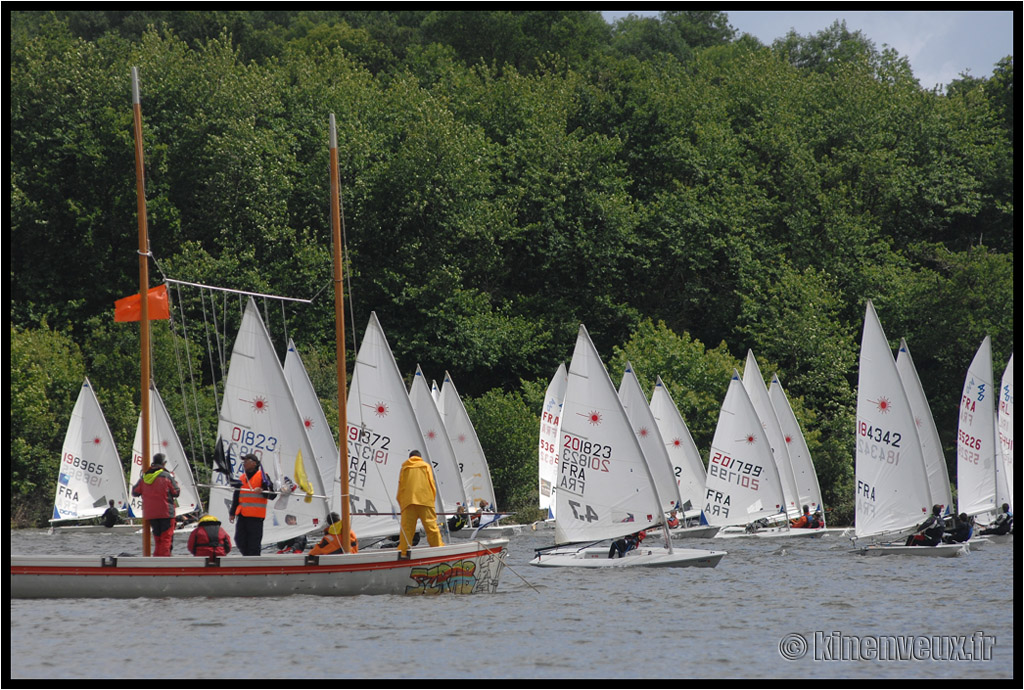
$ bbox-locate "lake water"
[9,528,1015,679]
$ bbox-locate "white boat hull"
[715,525,826,539]
[852,543,968,558]
[668,525,720,539]
[529,546,726,569]
[11,539,508,598]
[47,523,141,536]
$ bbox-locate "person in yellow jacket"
[396,450,444,559]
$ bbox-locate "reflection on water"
[9,529,1014,679]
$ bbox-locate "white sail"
[997,354,1013,511]
[855,301,931,539]
[743,351,801,517]
[650,376,707,512]
[52,378,130,522]
[440,371,497,510]
[410,365,467,512]
[704,370,788,527]
[208,298,329,546]
[895,339,952,511]
[539,363,567,518]
[346,313,434,539]
[619,363,682,513]
[555,325,664,544]
[128,384,201,518]
[768,373,824,517]
[284,339,341,512]
[957,336,999,519]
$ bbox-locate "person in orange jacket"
[309,512,358,555]
[228,454,277,556]
[790,504,812,529]
[395,450,444,559]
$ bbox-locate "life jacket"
[310,522,358,555]
[236,468,269,518]
[666,515,679,529]
[188,521,231,557]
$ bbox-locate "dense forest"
[10,11,1015,527]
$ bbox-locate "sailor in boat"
[809,509,825,529]
[187,514,233,557]
[942,513,974,544]
[229,453,277,556]
[101,500,120,529]
[790,504,813,529]
[448,503,469,533]
[131,453,181,556]
[905,505,946,546]
[309,512,359,555]
[472,499,491,527]
[607,530,646,559]
[666,509,680,529]
[979,503,1013,536]
[396,450,445,559]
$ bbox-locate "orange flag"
[114,284,170,322]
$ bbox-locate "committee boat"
[11,73,509,598]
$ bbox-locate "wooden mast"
[131,67,153,556]
[329,114,352,550]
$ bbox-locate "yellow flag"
[294,449,315,504]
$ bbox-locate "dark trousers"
[235,515,265,556]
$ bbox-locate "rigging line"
[163,277,313,304]
[172,281,209,474]
[200,289,223,414]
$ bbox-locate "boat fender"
[101,556,117,568]
[304,554,319,566]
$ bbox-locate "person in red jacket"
[131,453,181,556]
[187,514,233,557]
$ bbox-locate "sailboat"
[48,378,134,534]
[438,371,516,535]
[536,362,567,525]
[743,351,801,519]
[284,338,342,513]
[11,81,509,597]
[649,376,718,538]
[956,337,1010,523]
[704,372,813,539]
[851,301,965,557]
[529,325,726,568]
[127,383,202,520]
[410,364,468,524]
[895,339,952,512]
[997,353,1013,512]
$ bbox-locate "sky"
[602,10,1015,89]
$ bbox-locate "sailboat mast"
[131,67,153,556]
[329,114,352,551]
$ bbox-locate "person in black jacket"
[906,505,946,546]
